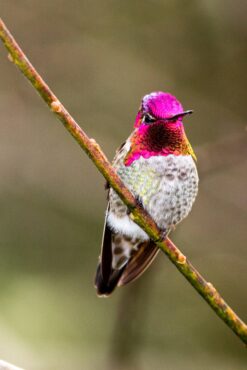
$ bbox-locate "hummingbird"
[95,91,199,296]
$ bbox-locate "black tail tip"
[94,264,114,297]
[94,264,124,297]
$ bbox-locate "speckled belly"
[108,154,199,236]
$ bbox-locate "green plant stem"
[0,18,246,344]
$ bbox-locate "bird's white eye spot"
[142,113,156,124]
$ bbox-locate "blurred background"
[0,1,246,369]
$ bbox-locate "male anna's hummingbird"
[95,91,199,296]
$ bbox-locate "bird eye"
[142,113,156,124]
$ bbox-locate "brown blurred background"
[0,1,246,369]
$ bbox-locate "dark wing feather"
[118,241,159,286]
[95,206,126,296]
[100,215,112,282]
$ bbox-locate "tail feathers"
[95,263,125,297]
[95,207,160,297]
[94,240,159,296]
[118,241,159,286]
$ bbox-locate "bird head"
[124,92,195,166]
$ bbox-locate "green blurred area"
[0,1,246,369]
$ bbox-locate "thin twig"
[0,18,246,344]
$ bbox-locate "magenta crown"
[143,91,184,118]
[135,91,188,128]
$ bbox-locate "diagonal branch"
[0,18,246,344]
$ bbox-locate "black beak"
[170,110,193,121]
